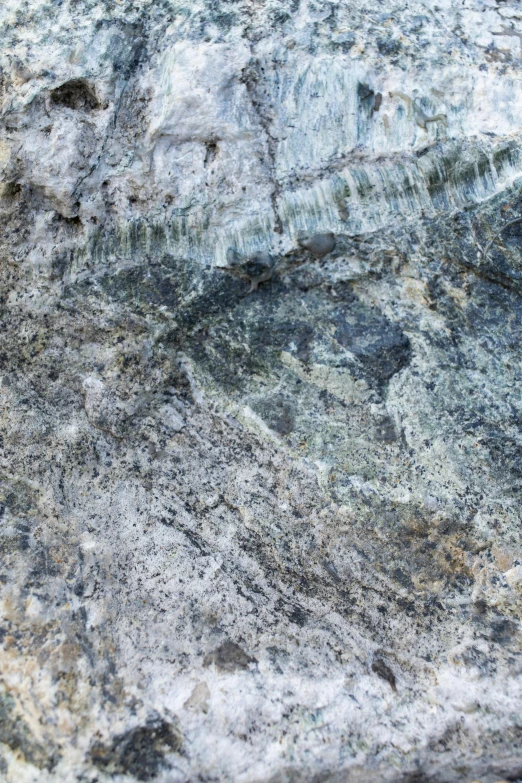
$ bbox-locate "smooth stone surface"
[297,232,337,257]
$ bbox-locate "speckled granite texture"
[0,1,521,781]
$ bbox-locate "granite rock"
[0,1,522,782]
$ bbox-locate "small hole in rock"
[50,79,99,111]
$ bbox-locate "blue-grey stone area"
[0,1,521,782]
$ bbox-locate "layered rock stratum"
[1,1,522,781]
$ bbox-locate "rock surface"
[1,1,522,781]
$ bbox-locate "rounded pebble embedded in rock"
[297,232,336,257]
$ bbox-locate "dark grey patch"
[294,324,315,363]
[357,82,375,107]
[374,415,398,443]
[203,640,257,672]
[332,302,411,391]
[210,11,237,31]
[377,37,402,57]
[266,646,290,673]
[97,263,181,311]
[50,79,99,111]
[266,646,290,663]
[357,82,382,142]
[288,604,308,627]
[50,250,72,281]
[410,15,428,32]
[482,431,522,482]
[271,9,292,26]
[0,688,59,770]
[187,297,315,393]
[183,283,410,396]
[398,773,435,783]
[357,82,383,121]
[371,658,397,691]
[489,618,518,644]
[458,645,497,676]
[91,718,182,781]
[393,567,413,589]
[251,393,296,435]
[89,255,407,396]
[94,254,246,331]
[332,32,356,53]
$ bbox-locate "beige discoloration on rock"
[492,545,515,573]
[183,682,211,714]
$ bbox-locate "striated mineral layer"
[1,1,522,782]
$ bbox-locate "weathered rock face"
[1,1,522,781]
